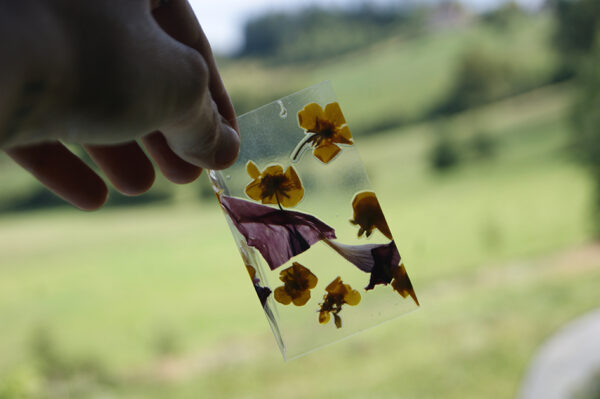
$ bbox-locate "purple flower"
[219,194,336,270]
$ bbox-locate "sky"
[188,0,545,55]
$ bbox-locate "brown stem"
[290,133,315,162]
[275,192,283,211]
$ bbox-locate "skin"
[0,0,240,210]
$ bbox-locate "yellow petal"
[274,287,292,305]
[244,180,263,202]
[279,266,293,283]
[261,193,278,205]
[392,264,419,306]
[376,217,393,240]
[335,126,354,145]
[290,262,310,278]
[344,289,361,306]
[284,165,303,190]
[326,276,343,293]
[246,160,260,179]
[298,103,324,131]
[319,311,331,324]
[324,102,346,127]
[352,191,376,208]
[281,166,304,207]
[246,265,256,280]
[263,164,284,177]
[291,261,305,271]
[306,272,318,289]
[280,189,302,207]
[313,143,341,164]
[292,289,311,306]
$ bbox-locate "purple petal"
[323,239,383,272]
[219,195,336,270]
[366,241,401,290]
[324,239,402,289]
[324,239,399,274]
[254,284,272,307]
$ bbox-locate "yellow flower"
[294,102,354,164]
[244,160,304,208]
[274,262,318,306]
[349,191,393,240]
[318,276,361,328]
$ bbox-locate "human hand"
[0,0,240,210]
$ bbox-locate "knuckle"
[176,51,210,114]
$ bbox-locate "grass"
[129,251,600,399]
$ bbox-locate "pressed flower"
[293,102,354,164]
[318,277,361,328]
[274,262,318,306]
[350,191,392,240]
[246,265,272,307]
[245,161,304,208]
[219,194,336,270]
[324,239,419,306]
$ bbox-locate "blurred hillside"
[222,4,559,127]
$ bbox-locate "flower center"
[311,118,336,142]
[260,174,289,199]
[283,269,308,291]
[288,279,305,292]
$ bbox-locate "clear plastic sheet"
[209,81,419,360]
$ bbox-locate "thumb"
[149,0,240,169]
[140,24,239,170]
[160,89,240,169]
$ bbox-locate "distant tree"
[482,1,525,29]
[430,132,461,172]
[433,48,514,115]
[238,5,425,64]
[552,0,600,70]
[571,39,600,233]
[469,131,497,160]
[551,0,600,234]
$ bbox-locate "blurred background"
[1,0,600,397]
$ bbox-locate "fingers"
[141,131,202,184]
[5,142,108,211]
[84,142,155,195]
[149,0,239,169]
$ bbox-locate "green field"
[1,11,599,399]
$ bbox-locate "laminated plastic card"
[209,81,419,360]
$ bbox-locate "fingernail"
[213,124,240,169]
